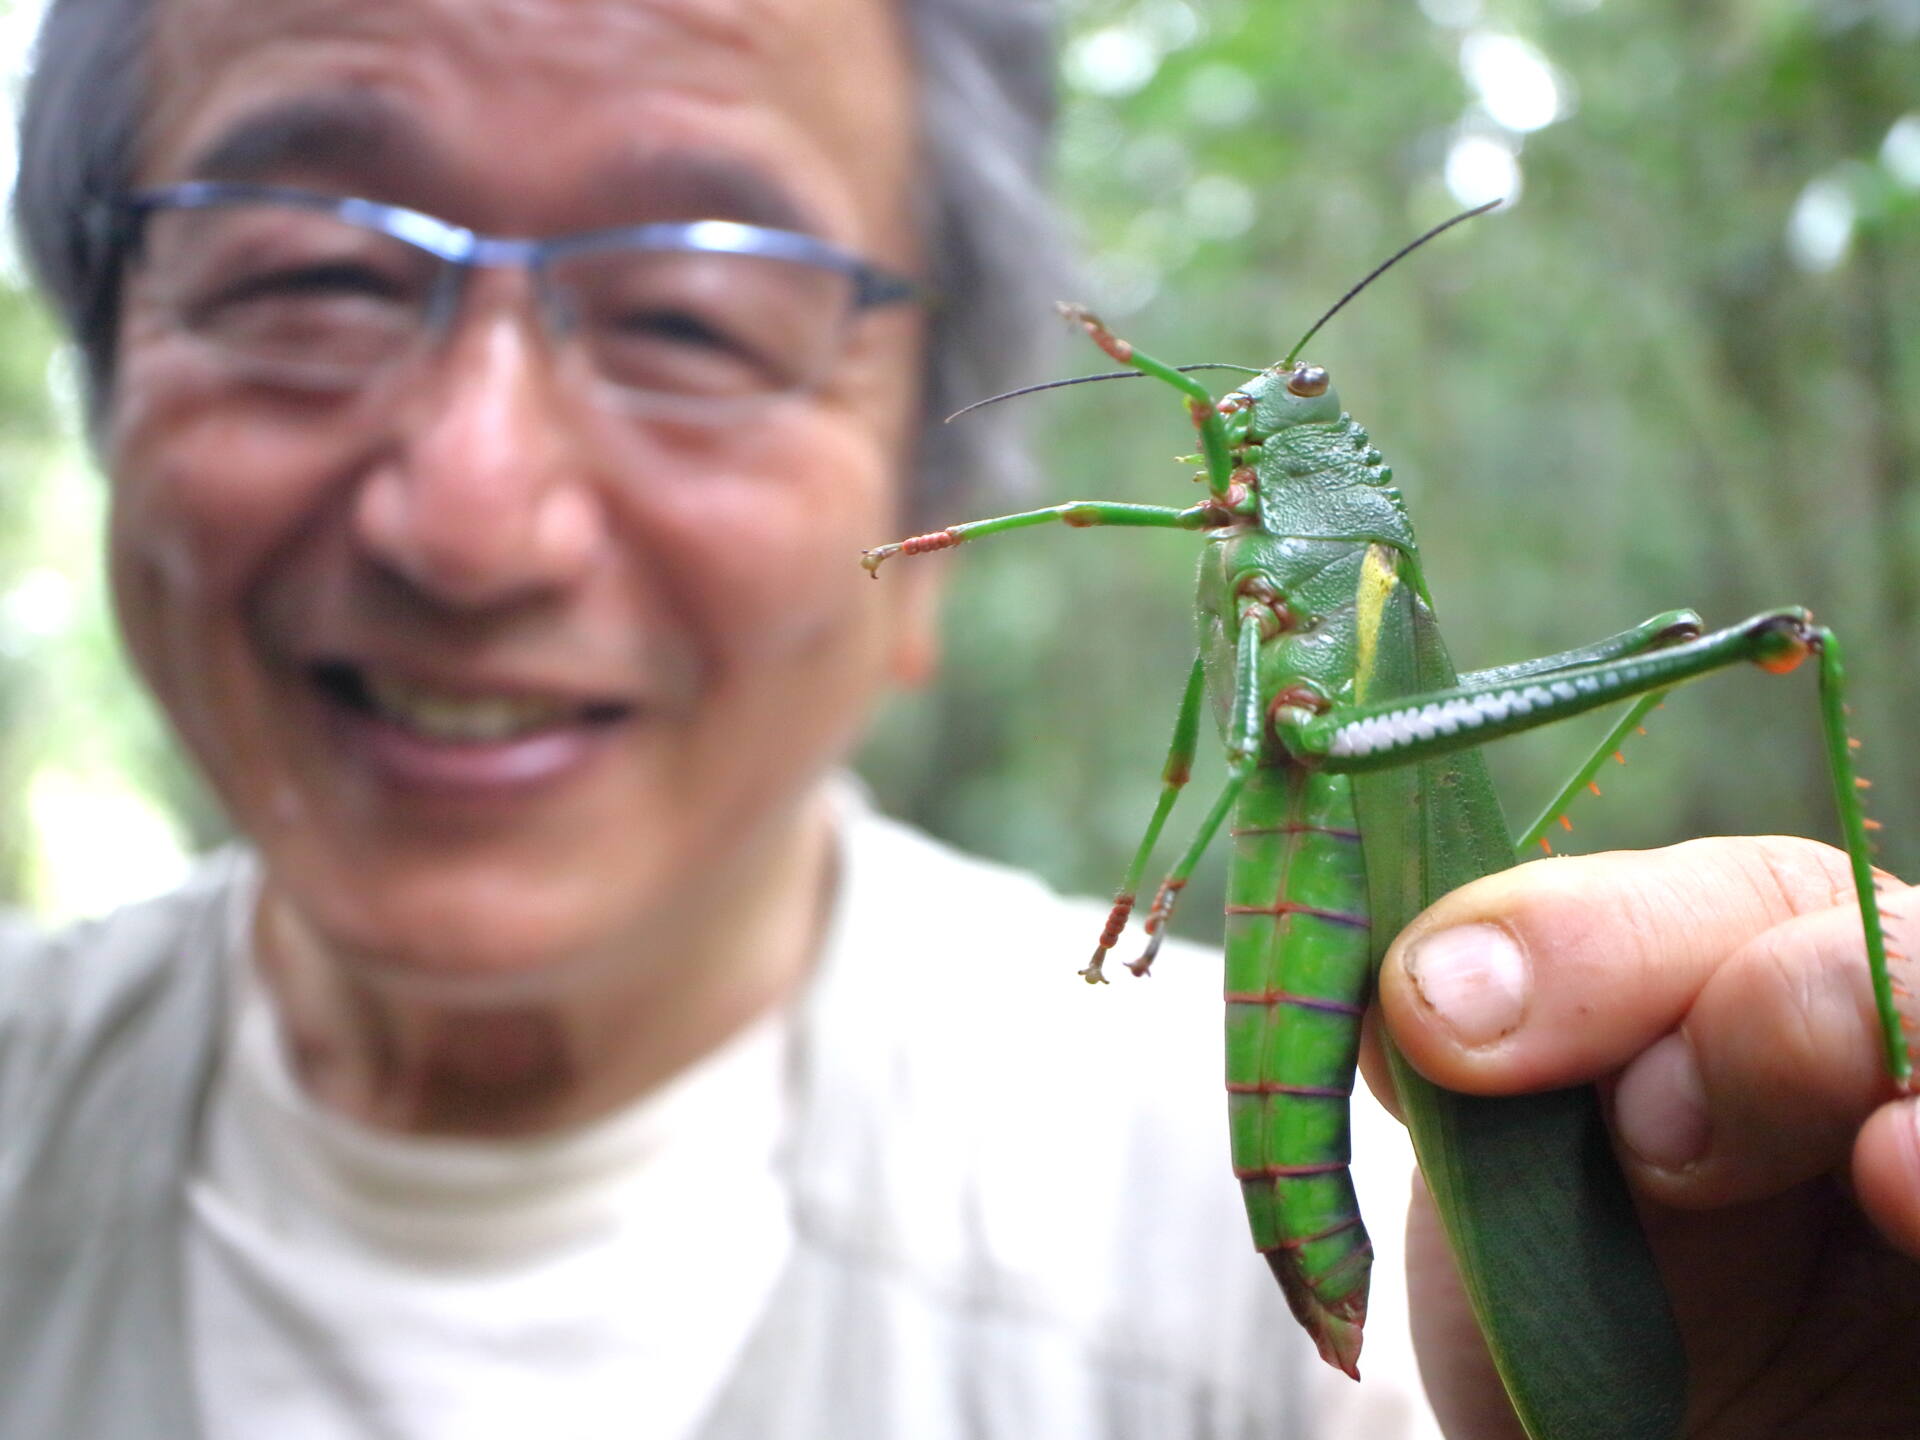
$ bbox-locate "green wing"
[1347,564,1686,1440]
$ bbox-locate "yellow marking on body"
[1352,543,1400,704]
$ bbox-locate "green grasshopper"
[862,209,1912,1440]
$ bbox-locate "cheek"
[626,410,903,675]
[110,348,333,608]
[106,342,357,734]
[654,306,922,656]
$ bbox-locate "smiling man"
[6,1,1920,1438]
[1,0,1392,1435]
[112,0,935,1132]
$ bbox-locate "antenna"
[1283,198,1502,367]
[944,363,1263,424]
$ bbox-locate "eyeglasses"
[104,181,924,416]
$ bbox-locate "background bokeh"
[0,0,1914,939]
[863,0,1920,943]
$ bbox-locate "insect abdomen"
[1223,763,1373,1378]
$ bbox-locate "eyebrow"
[185,93,826,238]
[584,149,823,236]
[186,91,425,186]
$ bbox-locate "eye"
[604,306,736,352]
[1286,363,1330,398]
[606,307,714,343]
[178,258,420,344]
[553,248,841,398]
[211,262,405,307]
[590,303,772,370]
[580,301,787,399]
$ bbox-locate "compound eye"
[1286,363,1330,397]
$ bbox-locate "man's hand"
[1365,836,1920,1439]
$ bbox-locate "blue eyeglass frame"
[105,180,926,312]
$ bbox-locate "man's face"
[111,0,932,981]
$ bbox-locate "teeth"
[362,675,576,742]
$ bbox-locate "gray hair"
[13,0,1066,520]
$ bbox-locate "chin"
[266,837,653,1002]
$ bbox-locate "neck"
[252,791,835,1138]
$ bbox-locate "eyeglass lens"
[136,202,862,403]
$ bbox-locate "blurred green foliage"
[862,0,1920,942]
[0,0,1913,934]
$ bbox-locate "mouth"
[311,661,633,743]
[306,660,637,794]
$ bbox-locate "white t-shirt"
[186,788,1439,1440]
[188,947,793,1440]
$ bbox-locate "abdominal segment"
[1223,764,1373,1379]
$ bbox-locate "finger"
[1610,894,1916,1208]
[1855,1097,1920,1259]
[1379,835,1865,1094]
[1403,1173,1529,1440]
[1356,1007,1405,1123]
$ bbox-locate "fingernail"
[1615,1031,1710,1171]
[1404,924,1530,1047]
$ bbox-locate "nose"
[353,280,607,610]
